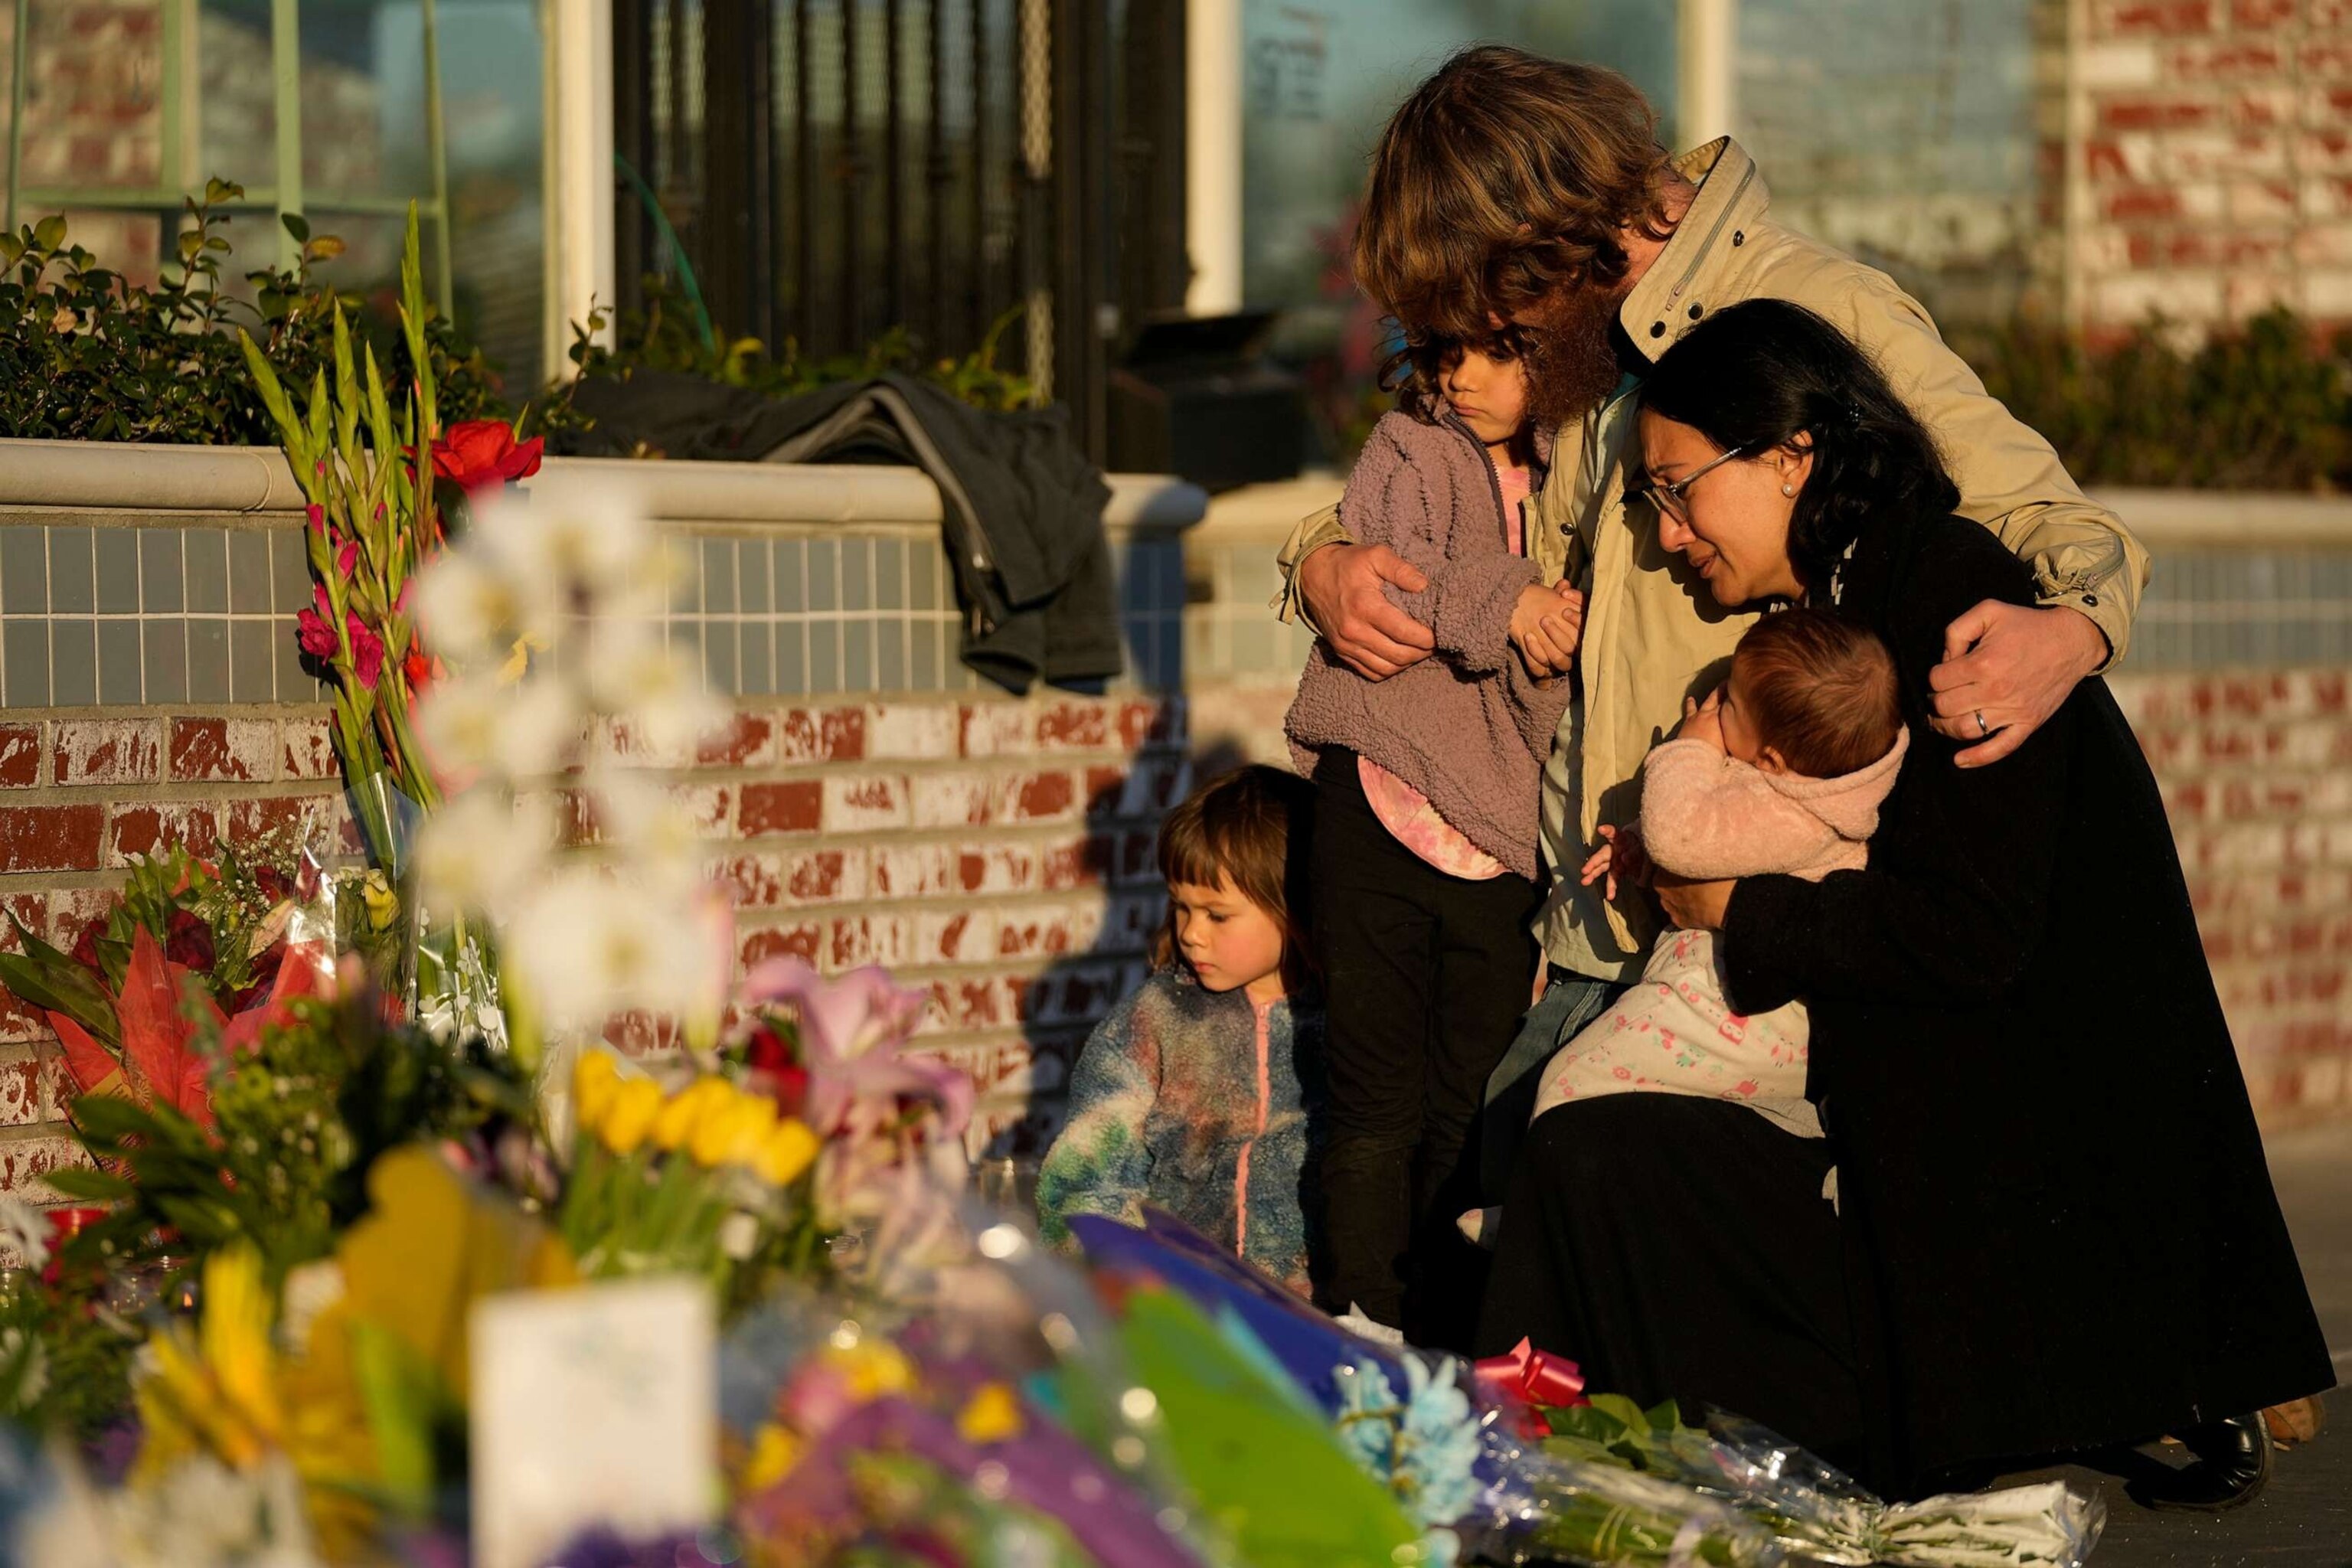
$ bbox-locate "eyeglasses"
[1627,444,1748,523]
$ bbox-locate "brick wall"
[2066,0,2352,331]
[0,688,1194,1196]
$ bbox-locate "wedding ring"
[1974,710,1990,737]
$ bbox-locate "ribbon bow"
[1472,1337,1587,1410]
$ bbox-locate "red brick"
[694,711,778,769]
[0,1132,93,1201]
[2228,0,2292,23]
[2168,40,2283,76]
[776,707,865,763]
[51,719,160,786]
[2100,0,2213,31]
[828,913,912,969]
[1042,834,1112,890]
[738,780,823,837]
[910,773,997,829]
[106,802,220,865]
[1012,770,1077,822]
[863,704,959,760]
[280,715,339,779]
[223,792,357,854]
[2100,94,2216,131]
[740,921,824,967]
[169,717,279,782]
[1035,700,1111,751]
[0,805,105,872]
[960,704,1037,758]
[2104,186,2181,221]
[822,774,910,831]
[0,726,41,789]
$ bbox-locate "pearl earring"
[1781,482,1795,496]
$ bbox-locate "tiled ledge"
[0,441,1206,703]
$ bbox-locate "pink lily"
[737,958,969,1138]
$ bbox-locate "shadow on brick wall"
[982,734,1254,1164]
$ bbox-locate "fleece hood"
[1759,727,1909,843]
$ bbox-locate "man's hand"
[1929,603,2106,769]
[1298,543,1435,681]
[1655,871,1735,931]
[1510,584,1585,679]
[1578,823,1651,903]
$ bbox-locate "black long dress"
[1476,506,2335,1498]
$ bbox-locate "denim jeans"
[1478,965,1627,1202]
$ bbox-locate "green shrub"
[0,180,500,445]
[1952,309,2352,493]
[542,272,1038,433]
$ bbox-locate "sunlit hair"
[1380,325,1530,425]
[1639,299,1961,593]
[1732,609,1902,778]
[1352,45,1674,340]
[1151,764,1318,995]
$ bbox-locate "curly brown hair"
[1378,326,1529,424]
[1352,46,1674,340]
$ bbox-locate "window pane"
[5,0,168,194]
[198,1,278,197]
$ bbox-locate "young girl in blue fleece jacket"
[1036,765,1325,1298]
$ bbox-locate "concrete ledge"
[0,439,1209,536]
[1192,476,2352,550]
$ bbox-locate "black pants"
[1475,1097,1866,1472]
[1309,750,1538,1348]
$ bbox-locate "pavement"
[1997,1121,2352,1567]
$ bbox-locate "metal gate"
[610,0,1187,463]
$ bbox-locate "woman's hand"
[1511,583,1586,679]
[1655,871,1736,931]
[1676,688,1727,752]
[1578,823,1653,903]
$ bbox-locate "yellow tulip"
[752,1119,822,1187]
[651,1076,733,1153]
[743,1423,802,1492]
[956,1382,1025,1445]
[572,1050,622,1136]
[600,1077,665,1155]
[360,870,399,932]
[690,1091,778,1169]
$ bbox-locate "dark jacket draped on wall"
[1722,508,2334,1492]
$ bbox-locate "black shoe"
[2127,1411,2273,1513]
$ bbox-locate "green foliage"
[0,1270,140,1442]
[537,273,1038,443]
[0,180,499,445]
[1953,309,2352,492]
[51,989,531,1291]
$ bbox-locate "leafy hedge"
[0,181,498,445]
[1952,309,2351,494]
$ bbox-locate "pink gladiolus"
[348,613,385,689]
[335,537,358,580]
[296,607,337,661]
[305,502,325,537]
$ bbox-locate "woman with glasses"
[1476,300,2334,1510]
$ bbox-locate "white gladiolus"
[586,767,701,891]
[585,624,727,760]
[504,870,719,1032]
[413,789,554,917]
[407,546,553,664]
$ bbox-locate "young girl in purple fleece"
[1283,334,1583,1341]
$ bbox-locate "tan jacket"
[1275,139,2149,982]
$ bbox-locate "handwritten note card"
[470,1278,717,1568]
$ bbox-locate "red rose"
[431,420,544,493]
[68,914,106,972]
[164,908,215,973]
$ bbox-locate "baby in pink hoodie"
[1532,609,1907,1138]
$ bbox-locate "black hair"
[1639,299,1960,593]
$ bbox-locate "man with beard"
[1277,47,2146,1322]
